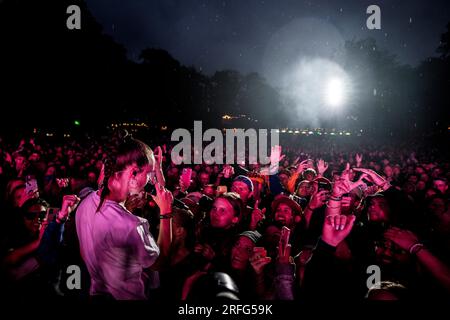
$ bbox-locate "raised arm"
[385,227,450,292]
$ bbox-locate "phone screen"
[25,178,38,194]
[181,168,192,186]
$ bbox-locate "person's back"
[76,191,159,299]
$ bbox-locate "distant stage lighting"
[280,58,352,126]
[325,77,346,107]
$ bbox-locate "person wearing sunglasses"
[1,198,50,270]
[1,195,78,298]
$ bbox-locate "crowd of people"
[0,130,449,301]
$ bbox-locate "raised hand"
[58,194,81,222]
[179,177,190,193]
[154,146,166,187]
[308,190,328,210]
[222,165,235,179]
[154,146,163,169]
[250,247,271,275]
[355,153,363,167]
[270,145,285,166]
[277,227,293,264]
[340,162,351,181]
[250,200,266,230]
[353,168,387,188]
[331,165,366,198]
[316,159,329,175]
[296,159,309,174]
[151,182,173,215]
[179,168,192,192]
[384,227,419,251]
[322,214,356,247]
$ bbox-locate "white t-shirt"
[75,191,159,299]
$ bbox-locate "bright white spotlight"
[280,58,351,126]
[325,77,345,107]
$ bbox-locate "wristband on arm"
[159,213,173,219]
[408,243,425,255]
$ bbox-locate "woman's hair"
[215,192,244,220]
[97,130,154,212]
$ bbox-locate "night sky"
[87,0,450,81]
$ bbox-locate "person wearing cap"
[271,194,303,229]
[231,175,254,206]
[230,231,262,271]
[293,180,315,211]
[231,175,264,231]
[296,180,314,198]
[302,168,317,182]
[228,230,263,299]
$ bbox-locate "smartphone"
[181,168,192,186]
[25,178,38,194]
[216,185,227,195]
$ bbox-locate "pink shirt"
[76,191,159,299]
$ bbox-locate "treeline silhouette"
[0,0,449,140]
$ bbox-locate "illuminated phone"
[25,178,38,194]
[181,168,192,186]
